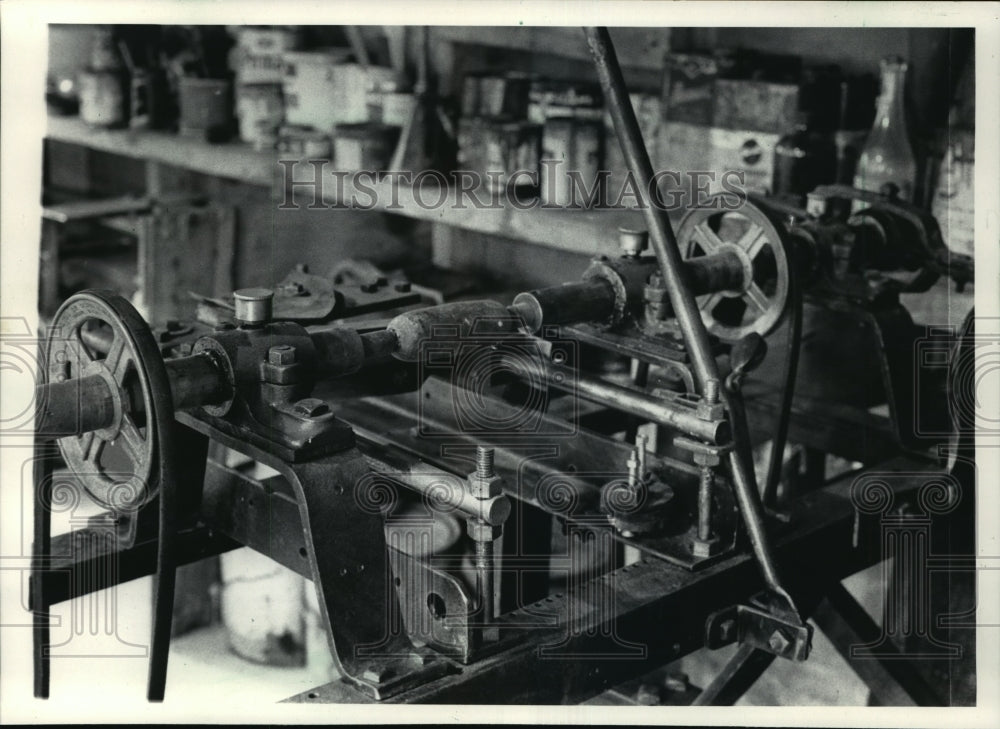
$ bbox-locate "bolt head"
[394,281,412,293]
[268,344,297,365]
[768,629,791,655]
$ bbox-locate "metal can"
[457,118,541,193]
[237,83,284,150]
[541,116,603,207]
[78,70,126,128]
[475,71,532,119]
[178,77,234,142]
[333,123,401,171]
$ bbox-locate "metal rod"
[584,26,800,618]
[584,27,717,393]
[698,467,713,541]
[501,353,730,444]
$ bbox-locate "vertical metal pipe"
[584,27,717,393]
[584,27,798,615]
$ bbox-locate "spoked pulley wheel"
[45,290,172,512]
[678,195,791,342]
[38,290,181,701]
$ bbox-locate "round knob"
[618,227,649,257]
[233,288,273,327]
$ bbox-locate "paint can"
[236,82,284,151]
[457,118,541,193]
[333,123,401,171]
[541,116,603,207]
[178,77,234,142]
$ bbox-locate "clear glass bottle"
[853,57,917,202]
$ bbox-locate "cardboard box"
[662,52,730,125]
[651,122,778,206]
[712,79,800,134]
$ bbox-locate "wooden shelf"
[48,115,651,257]
[47,115,276,186]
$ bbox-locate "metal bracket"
[705,593,812,662]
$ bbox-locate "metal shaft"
[698,467,713,541]
[475,540,495,624]
[510,356,730,445]
[585,26,799,617]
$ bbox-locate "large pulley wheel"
[678,195,790,341]
[46,290,171,512]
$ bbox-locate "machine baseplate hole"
[427,592,447,620]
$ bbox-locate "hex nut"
[692,451,721,468]
[690,533,721,558]
[768,629,791,655]
[466,472,503,499]
[466,520,502,543]
[268,344,297,365]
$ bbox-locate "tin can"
[278,124,332,159]
[178,77,234,142]
[237,83,284,150]
[541,117,603,207]
[475,71,532,119]
[333,123,401,171]
[461,73,485,117]
[283,52,398,131]
[79,70,126,128]
[457,118,541,193]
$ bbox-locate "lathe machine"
[29,28,975,705]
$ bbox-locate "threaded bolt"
[704,378,720,405]
[697,466,713,541]
[476,446,495,479]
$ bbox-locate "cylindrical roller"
[360,329,399,362]
[166,352,231,410]
[34,353,232,440]
[311,328,366,377]
[509,279,617,333]
[684,249,748,296]
[387,300,520,362]
[34,375,117,439]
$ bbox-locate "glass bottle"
[853,57,917,202]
